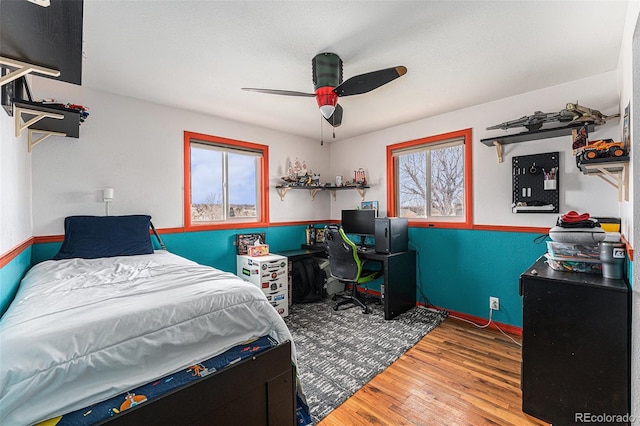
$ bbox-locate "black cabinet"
[519,259,630,425]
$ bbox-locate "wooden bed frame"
[99,341,296,426]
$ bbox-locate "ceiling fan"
[242,52,407,129]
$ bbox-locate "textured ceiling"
[81,1,630,142]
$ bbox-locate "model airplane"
[487,102,619,132]
[565,102,620,126]
[486,110,575,132]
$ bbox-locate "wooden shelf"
[577,157,629,202]
[275,185,369,201]
[481,123,595,163]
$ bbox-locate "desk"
[274,248,327,305]
[276,247,416,320]
[360,250,416,320]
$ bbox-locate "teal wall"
[0,247,32,315]
[6,225,619,328]
[409,227,547,327]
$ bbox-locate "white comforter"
[0,251,295,425]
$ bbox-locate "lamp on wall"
[103,188,114,216]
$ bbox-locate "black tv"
[341,209,375,245]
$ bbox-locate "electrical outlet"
[490,297,500,311]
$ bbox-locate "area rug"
[284,298,447,423]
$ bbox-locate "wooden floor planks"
[318,317,549,426]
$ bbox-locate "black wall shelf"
[482,123,595,163]
[577,156,630,202]
[13,100,81,152]
[14,100,81,137]
[275,185,369,201]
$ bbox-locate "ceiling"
[81,1,630,142]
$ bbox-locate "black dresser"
[519,258,630,425]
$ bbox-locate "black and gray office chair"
[324,224,382,314]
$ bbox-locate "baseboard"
[419,303,522,337]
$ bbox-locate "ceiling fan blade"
[324,103,343,127]
[334,66,407,97]
[241,88,315,97]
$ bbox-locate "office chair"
[324,224,382,314]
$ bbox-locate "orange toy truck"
[581,139,626,160]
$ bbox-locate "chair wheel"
[362,307,369,314]
[331,295,337,301]
[333,305,339,311]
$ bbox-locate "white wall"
[29,80,331,236]
[0,90,32,253]
[623,0,640,421]
[330,71,622,227]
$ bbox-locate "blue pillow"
[53,215,154,260]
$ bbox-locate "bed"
[0,215,310,425]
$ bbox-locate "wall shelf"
[577,157,629,202]
[275,185,369,201]
[481,123,595,163]
[13,100,81,151]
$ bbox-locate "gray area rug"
[284,298,447,423]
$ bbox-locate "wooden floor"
[318,317,550,426]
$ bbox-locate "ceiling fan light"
[320,105,335,119]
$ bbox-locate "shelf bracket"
[0,56,60,87]
[578,160,629,202]
[276,186,291,201]
[14,105,64,137]
[591,166,629,202]
[310,188,322,201]
[493,141,503,163]
[27,128,67,152]
[356,187,367,200]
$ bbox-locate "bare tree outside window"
[398,152,427,217]
[396,140,465,220]
[430,145,464,217]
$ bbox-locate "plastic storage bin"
[546,242,600,260]
[544,253,602,274]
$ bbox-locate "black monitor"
[341,209,375,246]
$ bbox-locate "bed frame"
[99,341,296,426]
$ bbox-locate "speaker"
[375,217,408,254]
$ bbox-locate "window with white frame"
[388,129,472,226]
[185,132,267,228]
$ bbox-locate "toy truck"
[581,139,626,160]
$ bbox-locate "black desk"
[277,247,416,320]
[274,248,327,306]
[360,250,416,320]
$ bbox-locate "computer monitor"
[341,209,375,246]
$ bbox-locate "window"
[184,131,269,230]
[386,129,472,228]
